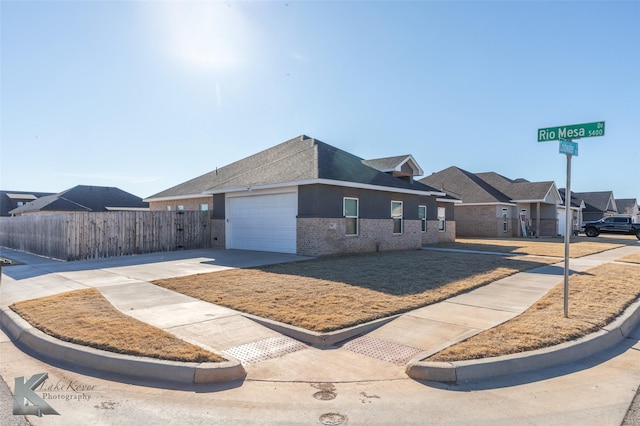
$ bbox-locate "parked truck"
[581,215,640,239]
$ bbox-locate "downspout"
[536,202,541,237]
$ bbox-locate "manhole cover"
[313,390,336,400]
[319,413,347,425]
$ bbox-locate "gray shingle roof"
[147,135,442,199]
[420,167,511,203]
[9,186,148,215]
[420,167,557,204]
[615,198,638,215]
[571,191,616,213]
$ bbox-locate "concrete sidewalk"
[1,244,639,386]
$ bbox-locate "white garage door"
[226,191,297,254]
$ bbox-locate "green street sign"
[538,121,605,142]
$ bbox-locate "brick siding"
[297,218,424,256]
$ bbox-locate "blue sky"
[1,1,638,201]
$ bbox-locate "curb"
[0,307,246,385]
[242,313,400,348]
[405,298,640,383]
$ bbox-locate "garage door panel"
[227,192,297,254]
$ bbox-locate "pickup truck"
[581,215,640,239]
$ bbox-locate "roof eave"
[204,178,446,197]
[144,194,209,203]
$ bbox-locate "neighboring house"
[9,185,149,216]
[570,191,618,222]
[0,190,55,216]
[420,167,562,238]
[615,198,640,223]
[557,189,586,235]
[145,135,458,256]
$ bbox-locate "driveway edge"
[406,298,640,383]
[0,307,246,385]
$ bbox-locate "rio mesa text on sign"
[538,121,605,142]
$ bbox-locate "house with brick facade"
[145,135,457,256]
[420,167,563,238]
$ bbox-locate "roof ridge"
[205,139,318,191]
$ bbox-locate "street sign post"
[538,121,605,318]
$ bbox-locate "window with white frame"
[177,205,185,212]
[437,206,446,231]
[167,206,172,212]
[344,197,359,235]
[391,201,403,234]
[200,204,209,211]
[419,205,427,232]
[502,208,508,232]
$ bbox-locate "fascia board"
[143,194,207,203]
[437,198,462,204]
[509,198,556,204]
[458,202,518,207]
[400,155,425,176]
[204,178,446,197]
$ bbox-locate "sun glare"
[144,2,254,72]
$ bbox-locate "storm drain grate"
[223,336,308,365]
[340,335,423,365]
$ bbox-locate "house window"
[17,201,24,207]
[177,205,184,212]
[437,207,446,231]
[502,208,508,232]
[419,205,427,232]
[344,197,359,235]
[391,201,403,234]
[200,204,209,211]
[167,206,172,212]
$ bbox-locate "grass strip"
[10,288,225,363]
[426,262,640,362]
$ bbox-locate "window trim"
[419,205,427,233]
[391,200,403,234]
[437,206,446,232]
[343,197,359,236]
[502,208,508,232]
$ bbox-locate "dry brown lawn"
[435,236,629,258]
[8,235,639,362]
[619,252,640,264]
[153,250,559,332]
[427,262,640,362]
[9,288,225,363]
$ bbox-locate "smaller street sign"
[559,139,578,156]
[538,121,605,142]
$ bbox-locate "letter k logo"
[13,373,60,416]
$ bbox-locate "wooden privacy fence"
[0,211,211,261]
